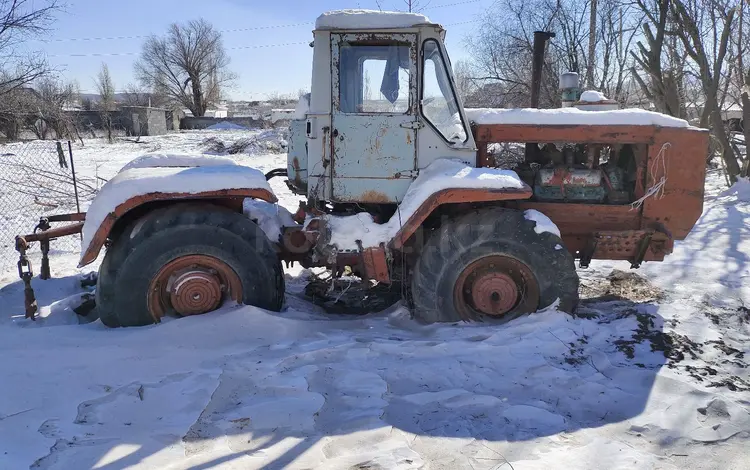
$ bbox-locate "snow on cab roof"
[315,9,434,30]
[464,107,691,128]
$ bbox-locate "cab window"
[339,43,411,114]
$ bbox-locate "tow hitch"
[15,213,85,319]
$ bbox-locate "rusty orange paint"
[360,190,392,203]
[362,247,391,283]
[516,202,641,232]
[20,222,84,243]
[147,254,243,321]
[472,124,658,145]
[561,230,672,262]
[390,185,533,249]
[640,127,709,240]
[292,157,303,187]
[78,188,276,267]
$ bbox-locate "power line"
[49,41,310,58]
[38,1,483,44]
[425,0,483,9]
[38,21,315,44]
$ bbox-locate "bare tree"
[402,0,430,12]
[669,0,741,183]
[374,0,430,12]
[453,59,480,106]
[630,0,687,117]
[737,2,750,177]
[121,82,167,108]
[96,63,116,143]
[0,83,34,139]
[26,76,79,139]
[134,19,235,117]
[0,0,59,95]
[465,0,643,108]
[587,0,598,87]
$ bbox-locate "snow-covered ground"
[0,131,748,470]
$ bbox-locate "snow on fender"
[523,209,561,237]
[78,156,276,267]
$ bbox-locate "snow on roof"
[464,107,690,128]
[80,163,271,265]
[315,9,432,30]
[326,158,525,250]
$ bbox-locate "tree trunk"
[708,92,742,184]
[191,76,204,117]
[743,72,749,178]
[587,0,597,88]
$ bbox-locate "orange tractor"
[15,10,709,327]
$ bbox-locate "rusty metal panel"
[287,120,308,191]
[640,127,709,240]
[362,247,391,283]
[472,124,657,145]
[332,114,417,179]
[515,202,641,234]
[332,177,413,203]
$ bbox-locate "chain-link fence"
[0,141,93,271]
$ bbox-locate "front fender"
[79,165,276,267]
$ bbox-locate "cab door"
[331,33,419,203]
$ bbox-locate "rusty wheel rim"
[454,255,539,320]
[148,255,242,321]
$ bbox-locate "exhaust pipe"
[526,31,555,164]
[530,31,555,108]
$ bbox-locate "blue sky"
[32,0,490,100]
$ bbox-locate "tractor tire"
[96,204,284,328]
[410,207,578,324]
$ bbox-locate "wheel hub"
[470,272,518,315]
[454,255,539,320]
[169,269,223,315]
[148,255,242,321]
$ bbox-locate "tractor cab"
[287,10,476,205]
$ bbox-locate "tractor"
[14,10,709,327]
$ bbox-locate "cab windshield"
[421,40,467,144]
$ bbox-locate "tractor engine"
[507,142,635,205]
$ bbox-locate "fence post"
[67,141,81,215]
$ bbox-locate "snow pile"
[206,121,247,131]
[243,199,297,242]
[294,93,310,120]
[316,9,432,29]
[118,153,237,173]
[80,165,272,264]
[327,158,525,250]
[719,176,750,202]
[579,90,608,102]
[465,107,690,128]
[524,209,561,237]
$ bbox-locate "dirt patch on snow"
[581,269,664,303]
[199,129,288,155]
